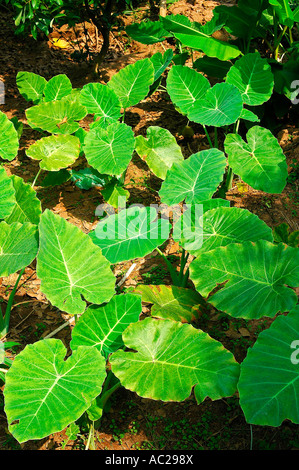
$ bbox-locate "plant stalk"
[1,268,25,338]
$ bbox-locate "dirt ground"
[0,0,299,451]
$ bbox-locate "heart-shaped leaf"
[188,82,243,126]
[226,52,274,106]
[107,58,154,108]
[80,83,121,127]
[110,317,240,402]
[90,206,170,264]
[224,126,288,193]
[159,149,227,205]
[0,166,16,220]
[43,74,72,102]
[4,339,106,442]
[190,240,299,319]
[133,285,203,323]
[84,122,135,176]
[5,175,41,225]
[0,222,39,277]
[166,65,210,115]
[135,126,184,179]
[26,134,80,171]
[71,293,142,357]
[16,71,47,104]
[26,94,87,135]
[238,306,299,426]
[0,111,19,161]
[37,210,115,314]
[179,206,273,256]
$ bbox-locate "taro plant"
[0,50,299,448]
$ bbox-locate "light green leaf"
[26,94,87,135]
[240,108,260,122]
[269,0,294,27]
[26,134,80,171]
[101,181,130,209]
[162,14,241,61]
[80,83,121,126]
[0,166,16,220]
[5,175,41,225]
[188,82,243,126]
[226,52,274,106]
[180,206,273,256]
[84,122,135,176]
[70,293,142,357]
[107,58,154,108]
[0,222,39,277]
[43,74,73,102]
[4,339,106,443]
[90,206,170,264]
[224,126,288,193]
[159,149,227,205]
[135,126,184,180]
[16,71,47,104]
[0,111,19,161]
[133,285,203,323]
[166,65,210,115]
[239,306,299,426]
[37,210,115,315]
[190,240,299,319]
[150,49,174,83]
[110,317,240,402]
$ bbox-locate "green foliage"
[1,15,299,444]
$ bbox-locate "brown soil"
[0,0,298,451]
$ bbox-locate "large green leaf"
[0,222,39,277]
[226,52,274,106]
[26,135,80,171]
[84,122,135,176]
[0,111,19,161]
[16,71,47,104]
[224,126,288,194]
[4,339,106,443]
[190,240,299,319]
[107,58,154,108]
[43,74,72,102]
[162,14,241,61]
[188,82,243,126]
[70,293,142,358]
[239,306,299,426]
[26,94,87,135]
[159,149,227,205]
[133,285,203,323]
[5,175,41,225]
[110,317,240,402]
[90,206,170,264]
[80,83,121,127]
[126,21,169,44]
[36,210,115,315]
[135,126,184,179]
[179,206,273,255]
[166,65,210,115]
[0,166,16,220]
